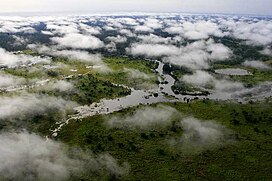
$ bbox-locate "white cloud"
[0,94,78,120]
[123,68,151,80]
[164,49,210,70]
[233,81,272,100]
[51,33,104,49]
[179,117,227,148]
[163,39,232,69]
[134,25,154,33]
[46,23,79,35]
[12,35,28,46]
[164,26,183,34]
[0,48,51,68]
[79,23,101,35]
[107,105,180,129]
[183,21,224,40]
[0,73,25,89]
[119,29,136,37]
[242,60,271,70]
[144,18,163,29]
[128,43,180,57]
[207,42,232,61]
[138,34,172,44]
[0,131,129,181]
[28,44,105,65]
[106,35,127,43]
[260,47,272,56]
[0,20,36,33]
[105,42,117,52]
[221,20,272,45]
[182,70,214,87]
[182,70,244,93]
[42,80,74,92]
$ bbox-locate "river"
[51,60,272,137]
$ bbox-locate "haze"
[0,0,271,16]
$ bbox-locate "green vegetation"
[71,74,131,104]
[93,57,159,89]
[211,63,272,87]
[28,74,131,105]
[172,80,210,95]
[213,36,271,64]
[4,65,47,79]
[57,100,272,180]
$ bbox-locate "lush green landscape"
[1,13,272,181]
[57,100,272,180]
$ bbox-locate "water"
[51,61,271,136]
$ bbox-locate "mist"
[0,131,129,181]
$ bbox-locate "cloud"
[12,35,29,46]
[105,42,117,52]
[79,23,101,35]
[28,44,109,70]
[51,33,104,49]
[164,26,183,34]
[0,73,25,89]
[183,21,224,40]
[0,48,51,68]
[182,69,272,100]
[182,70,244,93]
[107,105,180,129]
[137,34,172,44]
[123,68,151,80]
[228,20,272,46]
[242,60,271,70]
[119,29,136,37]
[134,25,154,33]
[0,20,37,33]
[0,131,129,181]
[45,23,79,35]
[118,18,139,26]
[54,50,103,64]
[163,39,232,69]
[0,94,78,120]
[38,80,74,92]
[260,47,272,56]
[232,81,272,100]
[168,117,233,153]
[128,39,231,70]
[214,79,244,93]
[164,49,210,70]
[128,43,180,57]
[143,18,163,29]
[106,35,127,43]
[182,70,214,87]
[207,42,232,61]
[41,30,55,35]
[180,118,229,147]
[123,68,156,89]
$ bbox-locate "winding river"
[51,60,272,137]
